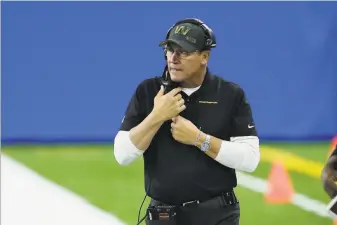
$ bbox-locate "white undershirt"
[113,87,260,173]
[182,86,201,96]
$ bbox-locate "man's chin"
[170,73,184,82]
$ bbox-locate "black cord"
[136,192,148,224]
[136,212,148,225]
[135,178,152,225]
[136,67,162,225]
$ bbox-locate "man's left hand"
[171,116,200,145]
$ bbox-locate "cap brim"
[159,39,198,52]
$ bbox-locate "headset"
[160,18,217,93]
[165,18,217,50]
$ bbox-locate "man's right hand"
[152,86,186,122]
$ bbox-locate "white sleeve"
[113,131,144,165]
[214,136,260,172]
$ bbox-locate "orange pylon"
[265,161,294,204]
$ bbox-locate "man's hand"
[152,86,186,122]
[170,116,200,145]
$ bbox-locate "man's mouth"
[170,68,182,72]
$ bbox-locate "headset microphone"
[160,66,180,94]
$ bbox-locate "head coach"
[114,18,260,225]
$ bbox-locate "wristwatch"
[200,134,211,152]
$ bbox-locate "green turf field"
[2,142,334,225]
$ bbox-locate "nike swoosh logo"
[248,125,254,128]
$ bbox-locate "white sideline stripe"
[237,172,331,218]
[1,154,127,225]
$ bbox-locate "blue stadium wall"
[2,2,337,144]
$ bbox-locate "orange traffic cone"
[328,136,337,158]
[265,161,294,204]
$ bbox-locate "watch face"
[201,142,210,152]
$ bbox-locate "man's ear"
[201,51,210,65]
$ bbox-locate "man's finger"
[176,115,183,120]
[157,85,164,96]
[168,87,182,96]
[179,105,186,112]
[174,94,183,101]
[177,98,184,106]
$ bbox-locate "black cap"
[159,22,207,52]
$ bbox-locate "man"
[114,18,260,225]
[322,144,337,199]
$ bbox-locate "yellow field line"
[260,146,324,179]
